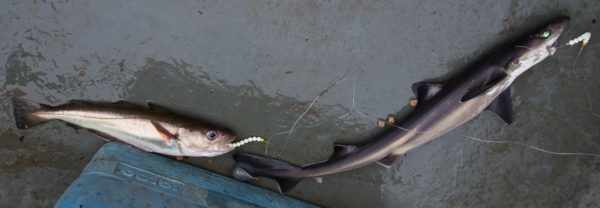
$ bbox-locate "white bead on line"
[228,136,266,148]
[566,32,591,46]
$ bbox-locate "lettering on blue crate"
[114,163,184,195]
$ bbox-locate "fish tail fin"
[11,97,51,129]
[233,153,302,193]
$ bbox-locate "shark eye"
[206,130,218,140]
[538,29,551,38]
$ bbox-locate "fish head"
[176,127,236,157]
[507,17,569,76]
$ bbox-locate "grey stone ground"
[1,1,599,207]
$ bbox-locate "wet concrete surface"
[1,0,599,207]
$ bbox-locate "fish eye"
[538,29,551,38]
[206,130,218,140]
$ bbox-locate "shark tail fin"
[11,97,51,129]
[232,153,302,193]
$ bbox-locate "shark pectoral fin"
[232,166,257,181]
[411,82,444,105]
[233,153,303,193]
[274,177,302,194]
[150,121,177,143]
[486,88,513,124]
[377,154,401,168]
[332,144,358,158]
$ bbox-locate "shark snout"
[549,16,570,37]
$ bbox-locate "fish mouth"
[225,137,237,147]
[200,149,233,157]
[178,146,233,157]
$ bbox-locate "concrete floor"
[1,0,599,207]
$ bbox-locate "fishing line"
[349,100,600,158]
[578,80,600,119]
[270,122,323,137]
[263,122,322,157]
[463,136,600,157]
[562,31,599,119]
[516,32,598,120]
[339,77,460,134]
[565,32,591,65]
[265,32,598,160]
[337,78,379,122]
[267,75,351,158]
[338,76,600,158]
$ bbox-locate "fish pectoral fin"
[332,144,358,158]
[65,100,138,108]
[150,121,177,143]
[486,88,513,124]
[377,154,401,168]
[412,81,444,105]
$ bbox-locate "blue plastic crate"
[55,142,317,208]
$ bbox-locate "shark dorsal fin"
[411,82,444,105]
[486,88,513,124]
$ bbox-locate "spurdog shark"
[233,17,570,193]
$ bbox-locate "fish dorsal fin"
[332,144,357,158]
[411,82,444,105]
[486,88,513,124]
[146,101,171,113]
[377,154,401,167]
[112,100,137,106]
[67,100,138,108]
[105,100,140,108]
[68,100,89,104]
